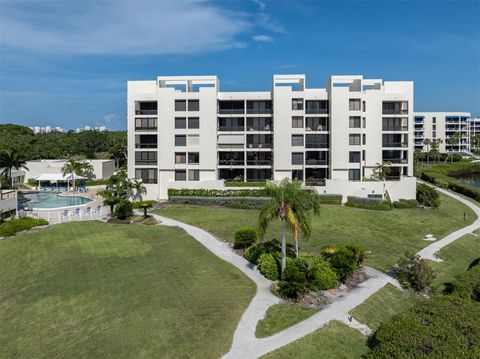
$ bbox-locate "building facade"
[128,74,416,200]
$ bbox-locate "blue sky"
[0,0,479,130]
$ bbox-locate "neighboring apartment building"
[128,74,416,201]
[470,117,480,150]
[413,112,472,152]
[0,190,17,219]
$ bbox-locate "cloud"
[256,13,286,34]
[253,0,266,11]
[0,1,251,55]
[103,113,119,123]
[253,35,274,43]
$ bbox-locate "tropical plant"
[131,179,147,202]
[0,149,29,188]
[61,159,91,189]
[446,132,461,162]
[257,253,279,280]
[278,262,306,300]
[423,138,432,164]
[372,161,392,181]
[100,191,122,215]
[416,183,440,208]
[430,139,442,164]
[233,227,257,249]
[114,199,133,220]
[395,252,436,292]
[106,168,132,199]
[258,179,320,272]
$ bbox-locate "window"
[175,170,186,181]
[175,135,186,146]
[135,118,157,131]
[382,117,408,131]
[306,134,329,148]
[349,116,361,128]
[188,152,199,164]
[292,116,303,128]
[306,117,328,131]
[362,101,366,112]
[188,117,199,129]
[433,131,436,138]
[292,98,304,110]
[349,134,361,145]
[362,117,366,128]
[433,124,436,131]
[135,134,157,148]
[247,134,272,148]
[246,100,272,114]
[175,100,186,111]
[187,135,199,146]
[135,101,157,115]
[362,134,366,145]
[188,100,199,111]
[433,117,436,123]
[219,117,244,131]
[292,169,303,181]
[348,169,360,181]
[291,152,304,165]
[362,150,366,161]
[135,168,157,184]
[175,152,186,164]
[305,100,328,114]
[292,134,304,146]
[247,117,271,131]
[175,117,186,129]
[135,151,157,165]
[188,169,200,181]
[349,151,361,163]
[349,99,361,111]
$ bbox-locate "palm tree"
[61,159,84,190]
[471,134,480,151]
[372,161,392,181]
[446,132,461,163]
[131,179,146,202]
[0,149,29,188]
[258,179,320,272]
[99,191,121,216]
[431,139,442,164]
[423,138,432,164]
[106,168,131,199]
[81,162,94,179]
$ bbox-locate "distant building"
[0,190,17,220]
[23,159,115,182]
[30,126,66,134]
[75,125,109,133]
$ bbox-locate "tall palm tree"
[106,168,131,199]
[61,159,84,190]
[423,138,432,164]
[81,162,94,179]
[446,132,461,163]
[0,149,29,188]
[131,179,146,202]
[258,179,320,272]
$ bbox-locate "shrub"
[329,248,357,282]
[142,217,158,225]
[443,264,480,302]
[234,227,257,249]
[395,252,436,292]
[393,199,418,209]
[243,239,295,265]
[278,262,306,300]
[345,243,368,266]
[345,196,392,211]
[84,179,108,186]
[0,217,49,237]
[130,215,144,223]
[297,254,338,291]
[224,181,266,187]
[244,245,265,264]
[257,253,279,280]
[318,194,342,205]
[107,218,130,224]
[168,188,267,198]
[169,196,270,208]
[319,245,341,259]
[114,200,133,220]
[132,200,154,209]
[416,183,440,208]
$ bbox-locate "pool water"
[22,192,92,209]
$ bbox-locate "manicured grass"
[430,230,480,293]
[154,192,475,271]
[0,221,255,358]
[0,217,48,237]
[349,284,415,331]
[256,304,317,338]
[261,321,368,359]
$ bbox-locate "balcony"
[383,158,408,164]
[246,159,272,166]
[305,100,329,114]
[382,125,408,131]
[219,159,245,166]
[218,126,244,131]
[382,101,408,115]
[305,179,326,186]
[135,110,157,115]
[218,100,244,114]
[305,159,328,165]
[383,142,408,148]
[135,101,157,116]
[135,126,157,132]
[135,159,157,165]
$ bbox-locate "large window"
[348,169,360,181]
[306,117,328,131]
[175,170,186,181]
[135,168,157,183]
[135,118,157,131]
[305,100,328,114]
[188,100,199,111]
[247,117,272,131]
[135,101,157,115]
[382,117,408,131]
[349,99,361,111]
[292,116,303,128]
[219,117,244,131]
[382,101,408,114]
[292,169,303,181]
[291,134,304,146]
[188,170,200,181]
[175,117,186,129]
[187,135,199,146]
[349,134,361,145]
[175,152,186,164]
[188,152,199,164]
[246,100,272,114]
[247,134,272,148]
[349,151,361,163]
[349,116,361,128]
[175,100,187,111]
[291,152,304,165]
[135,151,157,165]
[175,135,186,146]
[305,134,328,148]
[135,134,157,148]
[188,117,199,129]
[292,98,304,111]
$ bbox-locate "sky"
[0,0,479,131]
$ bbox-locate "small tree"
[446,132,461,162]
[416,183,440,208]
[423,138,432,164]
[131,179,147,202]
[395,252,436,292]
[372,161,392,181]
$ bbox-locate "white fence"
[18,206,108,223]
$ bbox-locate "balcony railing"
[135,160,158,165]
[382,142,408,148]
[382,109,408,115]
[383,158,408,164]
[135,126,157,132]
[135,110,157,115]
[305,179,326,186]
[218,126,244,131]
[246,125,272,131]
[246,109,272,114]
[385,175,401,181]
[218,160,244,166]
[305,109,328,114]
[305,159,328,165]
[305,126,329,131]
[382,126,408,131]
[247,143,273,149]
[247,160,272,166]
[135,143,157,149]
[305,143,329,149]
[218,109,245,114]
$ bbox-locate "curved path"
[149,184,480,358]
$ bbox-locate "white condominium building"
[413,112,472,152]
[128,74,415,200]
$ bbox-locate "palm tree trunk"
[294,238,299,258]
[281,218,287,273]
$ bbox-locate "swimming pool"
[22,192,92,209]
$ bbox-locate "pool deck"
[20,186,110,223]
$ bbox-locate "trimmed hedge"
[416,183,440,208]
[393,199,418,209]
[224,181,266,188]
[169,196,270,208]
[233,227,257,249]
[257,253,279,280]
[345,196,392,211]
[318,194,342,205]
[168,188,267,198]
[0,217,49,237]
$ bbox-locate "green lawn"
[256,304,317,338]
[154,192,475,271]
[261,321,368,359]
[0,221,255,358]
[349,284,415,331]
[430,230,480,293]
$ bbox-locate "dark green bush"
[345,243,368,266]
[169,196,270,208]
[243,245,265,264]
[224,181,266,187]
[416,183,440,208]
[0,217,49,237]
[142,217,158,225]
[243,239,295,266]
[132,200,154,209]
[233,227,257,249]
[84,179,108,186]
[329,248,357,282]
[345,196,392,211]
[420,167,480,202]
[318,194,342,205]
[443,264,480,301]
[168,188,267,198]
[393,199,418,209]
[395,252,436,292]
[114,200,133,220]
[296,254,338,290]
[278,262,306,300]
[257,253,279,280]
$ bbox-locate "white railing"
[18,207,107,223]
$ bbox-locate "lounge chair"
[83,207,92,217]
[60,210,69,221]
[94,205,102,216]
